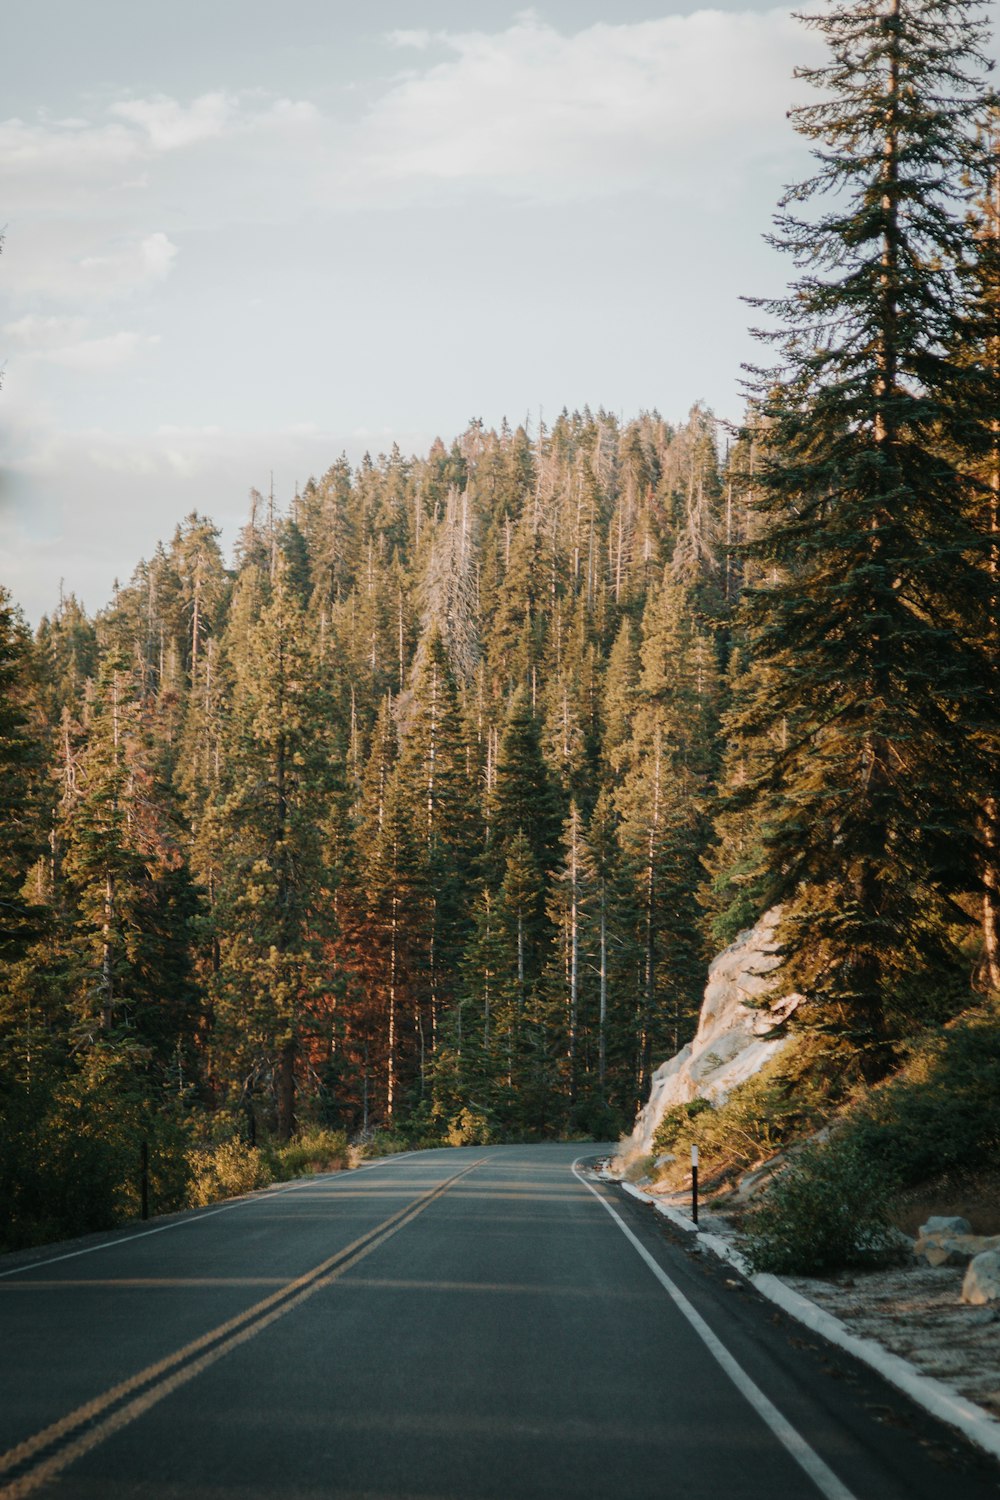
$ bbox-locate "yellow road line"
[0,1158,484,1500]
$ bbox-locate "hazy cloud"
[110,92,238,151]
[1,407,433,622]
[4,314,90,349]
[4,225,180,303]
[388,29,434,50]
[43,331,160,372]
[356,9,822,199]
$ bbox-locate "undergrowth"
[744,1009,1000,1274]
[649,1034,852,1192]
[186,1127,350,1208]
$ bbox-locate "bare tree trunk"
[983,156,1000,989]
[598,888,608,1095]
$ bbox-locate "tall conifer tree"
[742,0,997,1066]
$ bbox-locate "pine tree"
[390,625,478,1085]
[57,645,197,1061]
[0,592,46,968]
[34,593,97,728]
[489,687,563,882]
[546,801,595,1104]
[210,559,337,1138]
[967,142,1000,990]
[742,0,998,1067]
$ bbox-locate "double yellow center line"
[0,1157,484,1500]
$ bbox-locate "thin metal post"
[691,1144,699,1227]
[140,1139,150,1221]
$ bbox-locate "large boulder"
[962,1251,1000,1305]
[615,908,803,1169]
[913,1219,1000,1267]
[915,1234,1000,1268]
[920,1216,972,1237]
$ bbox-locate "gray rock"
[617,907,804,1168]
[961,1250,1000,1306]
[920,1215,972,1237]
[915,1233,1000,1267]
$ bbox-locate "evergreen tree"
[966,145,1000,990]
[56,644,198,1064]
[34,593,97,728]
[489,687,563,882]
[741,0,998,1068]
[210,559,337,1138]
[0,591,46,967]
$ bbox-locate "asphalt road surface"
[2,1143,999,1499]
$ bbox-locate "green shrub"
[648,1038,841,1192]
[274,1128,349,1178]
[357,1129,412,1158]
[744,1138,904,1275]
[187,1139,271,1207]
[652,1097,713,1155]
[445,1107,493,1146]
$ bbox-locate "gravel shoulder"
[784,1260,1000,1417]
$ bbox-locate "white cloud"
[110,92,237,151]
[356,9,821,200]
[0,114,138,177]
[141,231,179,280]
[79,230,179,283]
[388,29,433,50]
[0,91,320,181]
[7,228,180,303]
[3,314,90,349]
[43,331,160,372]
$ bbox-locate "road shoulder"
[615,1176,1000,1465]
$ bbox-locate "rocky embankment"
[615,907,801,1171]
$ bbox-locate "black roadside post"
[140,1139,150,1221]
[691,1144,699,1227]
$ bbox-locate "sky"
[2,1,996,624]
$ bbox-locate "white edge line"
[573,1159,857,1500]
[619,1177,1000,1465]
[0,1149,442,1281]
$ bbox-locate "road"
[1,1143,997,1499]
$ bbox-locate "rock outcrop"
[616,908,803,1168]
[962,1251,1000,1305]
[912,1219,1000,1269]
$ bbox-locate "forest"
[2,0,999,1255]
[0,405,740,1208]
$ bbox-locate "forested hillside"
[1,406,767,1235]
[2,0,998,1261]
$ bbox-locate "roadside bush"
[734,1011,1000,1274]
[446,1107,493,1146]
[0,1045,191,1251]
[274,1128,349,1178]
[649,1036,843,1192]
[744,1137,904,1275]
[187,1139,271,1207]
[652,1097,713,1156]
[357,1129,414,1158]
